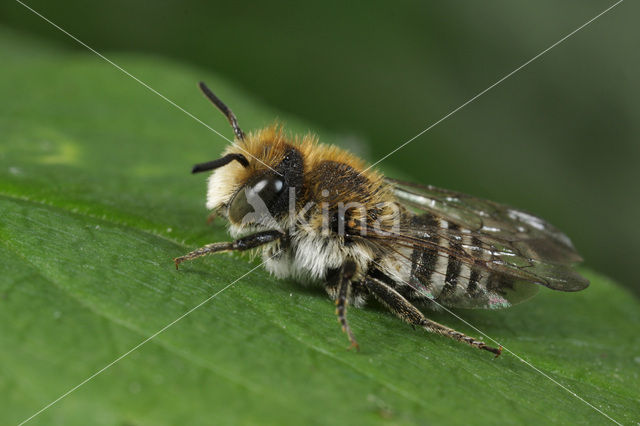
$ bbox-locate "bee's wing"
[374,178,589,308]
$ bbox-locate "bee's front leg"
[174,230,283,269]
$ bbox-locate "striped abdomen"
[404,213,512,309]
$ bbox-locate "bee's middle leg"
[332,260,360,351]
[174,230,283,269]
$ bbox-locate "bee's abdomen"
[406,214,486,305]
[407,214,440,299]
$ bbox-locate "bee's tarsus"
[494,346,504,358]
[474,342,502,357]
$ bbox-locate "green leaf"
[1,27,639,425]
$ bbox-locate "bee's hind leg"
[174,230,283,269]
[364,275,502,357]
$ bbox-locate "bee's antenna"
[199,81,246,141]
[191,153,249,174]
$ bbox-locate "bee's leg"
[365,276,502,357]
[174,230,283,269]
[333,261,359,351]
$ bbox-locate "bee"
[175,82,589,357]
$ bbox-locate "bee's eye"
[252,177,284,199]
[228,175,286,224]
[251,177,284,196]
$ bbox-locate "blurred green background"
[1,0,638,295]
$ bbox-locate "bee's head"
[192,83,304,230]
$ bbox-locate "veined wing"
[370,178,589,309]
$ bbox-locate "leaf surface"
[1,28,639,425]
